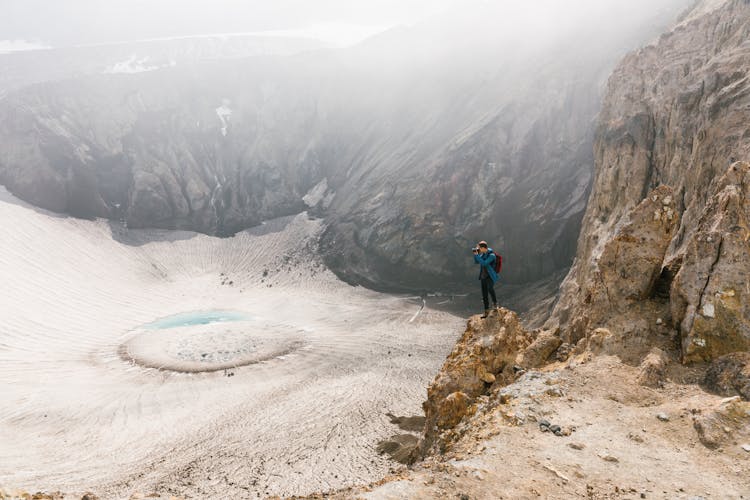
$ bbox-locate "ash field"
[0,187,464,498]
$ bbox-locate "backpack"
[491,250,502,274]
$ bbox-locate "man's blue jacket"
[474,249,499,283]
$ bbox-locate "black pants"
[481,277,497,310]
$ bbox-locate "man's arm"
[474,253,495,267]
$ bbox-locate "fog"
[2,0,457,47]
[3,0,689,50]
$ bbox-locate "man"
[472,241,498,318]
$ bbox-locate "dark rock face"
[0,61,593,291]
[0,2,689,292]
[319,72,598,290]
[704,352,750,400]
[549,0,750,362]
[0,63,327,235]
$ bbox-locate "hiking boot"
[481,309,490,319]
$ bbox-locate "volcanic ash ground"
[0,187,464,498]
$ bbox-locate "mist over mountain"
[1,0,452,48]
[5,1,750,498]
[0,35,327,98]
[0,0,690,295]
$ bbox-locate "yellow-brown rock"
[636,347,669,388]
[693,397,750,449]
[417,308,535,457]
[673,162,750,362]
[435,391,472,429]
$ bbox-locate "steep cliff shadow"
[242,213,306,237]
[107,221,200,247]
[0,185,68,220]
[107,212,305,247]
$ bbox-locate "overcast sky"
[1,0,459,48]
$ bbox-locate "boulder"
[519,329,562,367]
[637,347,669,388]
[548,186,678,343]
[597,186,678,307]
[704,352,750,400]
[693,397,750,449]
[586,328,614,354]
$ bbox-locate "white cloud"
[0,39,51,54]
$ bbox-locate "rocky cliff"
[549,0,750,362]
[0,2,688,293]
[413,0,750,468]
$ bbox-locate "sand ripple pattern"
[0,188,463,498]
[121,317,308,373]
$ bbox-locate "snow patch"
[210,174,222,211]
[216,99,233,136]
[105,54,176,74]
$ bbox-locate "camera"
[472,247,479,253]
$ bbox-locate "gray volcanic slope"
[0,2,690,294]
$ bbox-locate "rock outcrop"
[555,185,679,345]
[412,0,750,473]
[418,309,543,457]
[704,352,750,400]
[549,0,750,363]
[692,396,750,449]
[672,162,750,361]
[637,347,670,388]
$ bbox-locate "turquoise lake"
[142,310,253,330]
